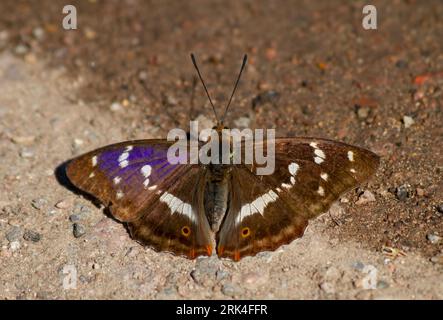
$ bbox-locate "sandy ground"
[0,53,441,300]
[0,0,442,300]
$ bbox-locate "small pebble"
[72,139,84,149]
[390,185,410,201]
[73,223,86,238]
[31,198,48,210]
[6,226,22,242]
[19,148,35,158]
[355,190,376,205]
[69,214,81,222]
[14,44,29,55]
[110,102,123,112]
[426,233,441,244]
[221,283,243,297]
[32,27,45,40]
[319,281,335,294]
[165,95,177,106]
[252,91,280,109]
[436,204,443,214]
[138,71,148,81]
[376,280,390,289]
[352,261,365,271]
[430,254,443,265]
[416,188,425,197]
[403,115,414,128]
[55,200,71,209]
[357,106,370,119]
[9,241,21,252]
[395,60,408,68]
[23,230,41,242]
[11,135,36,145]
[215,269,230,281]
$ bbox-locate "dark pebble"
[389,185,410,201]
[6,226,22,242]
[73,223,86,238]
[436,204,443,214]
[23,230,41,242]
[31,198,48,210]
[395,60,408,68]
[252,91,280,109]
[69,214,81,222]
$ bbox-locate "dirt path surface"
[0,1,442,299]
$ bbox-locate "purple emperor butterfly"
[67,54,379,261]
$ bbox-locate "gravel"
[6,226,22,242]
[355,190,376,205]
[426,233,441,244]
[403,115,415,128]
[221,283,243,297]
[19,148,35,158]
[73,223,86,238]
[31,198,48,210]
[23,230,41,242]
[390,185,410,201]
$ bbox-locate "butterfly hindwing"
[217,137,380,260]
[66,139,212,259]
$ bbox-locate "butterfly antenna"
[190,53,219,123]
[220,54,248,124]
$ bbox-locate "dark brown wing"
[217,137,380,260]
[66,139,212,259]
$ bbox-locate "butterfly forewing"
[66,139,212,259]
[217,137,380,260]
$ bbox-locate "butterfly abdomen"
[204,164,231,233]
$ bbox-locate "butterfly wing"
[217,137,380,260]
[66,140,213,259]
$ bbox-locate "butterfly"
[66,54,379,261]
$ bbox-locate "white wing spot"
[116,190,124,199]
[148,185,157,191]
[317,186,325,196]
[350,168,356,173]
[310,142,326,164]
[91,156,97,167]
[288,162,299,176]
[118,152,129,162]
[290,176,296,185]
[276,187,282,193]
[88,172,95,178]
[314,149,325,159]
[236,190,279,224]
[159,191,195,223]
[141,165,152,177]
[314,156,324,164]
[119,160,129,168]
[113,176,121,185]
[320,172,328,181]
[125,145,133,152]
[348,151,354,162]
[281,183,292,189]
[143,178,150,187]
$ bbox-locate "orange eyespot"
[241,227,251,238]
[181,226,191,237]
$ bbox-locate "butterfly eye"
[241,227,251,238]
[181,226,191,237]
